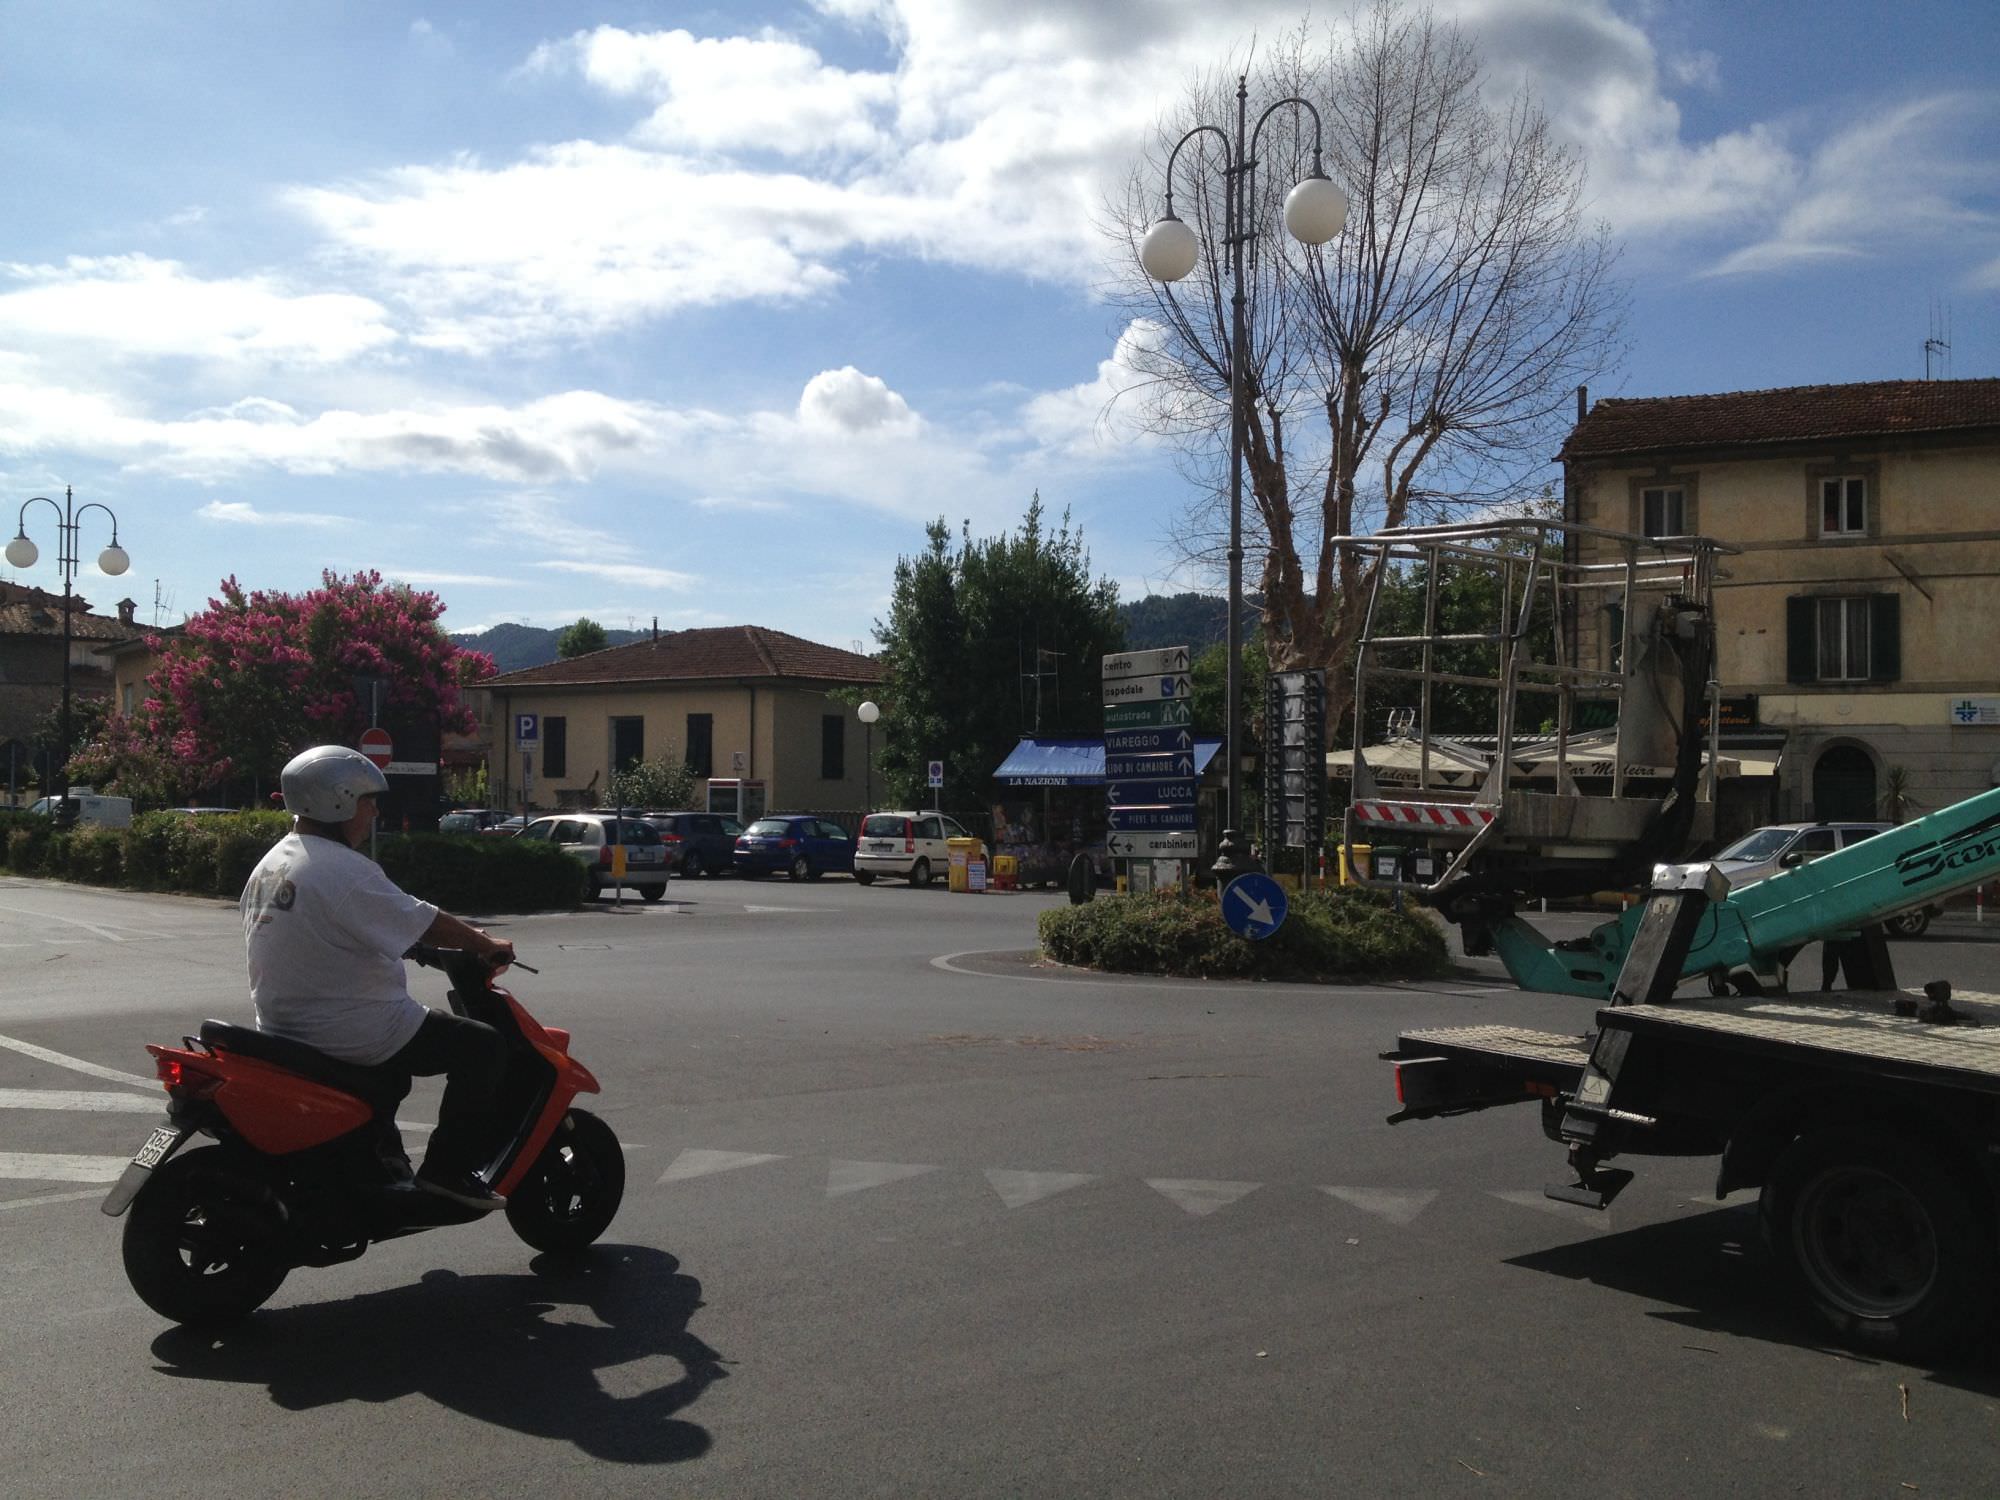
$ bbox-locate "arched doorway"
[1812,744,1877,822]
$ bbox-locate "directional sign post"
[1104,646,1198,887]
[1221,872,1288,941]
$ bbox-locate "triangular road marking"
[826,1160,940,1197]
[1146,1178,1259,1217]
[1322,1186,1438,1226]
[657,1149,788,1185]
[1489,1189,1612,1230]
[984,1169,1098,1209]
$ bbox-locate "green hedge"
[0,810,583,912]
[1037,885,1451,983]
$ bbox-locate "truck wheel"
[1762,1128,1993,1358]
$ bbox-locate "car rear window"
[745,818,791,837]
[862,815,908,837]
[606,819,661,843]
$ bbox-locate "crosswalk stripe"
[0,1088,164,1114]
[984,1168,1098,1209]
[1322,1186,1439,1226]
[827,1160,939,1196]
[0,1188,108,1211]
[0,1032,157,1089]
[1145,1178,1260,1217]
[658,1148,788,1184]
[0,1152,131,1183]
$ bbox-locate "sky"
[2,0,1996,652]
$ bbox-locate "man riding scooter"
[241,744,515,1211]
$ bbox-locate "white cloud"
[1019,319,1166,459]
[389,569,516,586]
[798,366,918,434]
[197,499,343,527]
[535,559,696,590]
[691,495,789,513]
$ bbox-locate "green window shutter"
[1606,601,1624,672]
[1786,597,1816,683]
[1869,594,1901,682]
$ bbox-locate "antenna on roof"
[1925,297,1952,380]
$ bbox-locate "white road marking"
[984,1168,1099,1209]
[0,1152,131,1183]
[0,900,169,943]
[1489,1189,1612,1230]
[1146,1178,1260,1217]
[826,1160,939,1197]
[1322,1186,1439,1226]
[0,1188,108,1211]
[658,1148,788,1184]
[743,905,834,914]
[0,1032,157,1088]
[0,1088,163,1113]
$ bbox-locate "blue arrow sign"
[1104,726,1196,757]
[1107,805,1198,832]
[1221,872,1289,940]
[1105,751,1195,780]
[1106,779,1197,806]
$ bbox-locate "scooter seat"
[198,1020,411,1110]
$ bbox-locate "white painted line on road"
[0,900,170,943]
[0,1188,108,1212]
[826,1159,939,1197]
[1146,1178,1260,1217]
[1322,1186,1438,1226]
[984,1168,1098,1209]
[743,905,834,914]
[0,1152,131,1183]
[0,1032,157,1089]
[0,1088,163,1113]
[658,1148,787,1184]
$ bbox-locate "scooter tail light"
[156,1053,225,1100]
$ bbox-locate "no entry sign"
[359,727,393,769]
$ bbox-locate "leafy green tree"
[557,618,609,658]
[872,496,1124,812]
[608,754,696,811]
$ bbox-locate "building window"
[543,716,567,778]
[1820,475,1867,537]
[820,714,845,780]
[611,716,644,775]
[686,714,713,778]
[1641,486,1686,538]
[1786,594,1900,685]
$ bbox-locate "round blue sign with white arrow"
[1221,872,1288,941]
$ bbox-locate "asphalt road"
[3,872,1999,1496]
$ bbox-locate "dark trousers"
[386,1010,506,1178]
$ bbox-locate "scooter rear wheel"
[505,1108,625,1254]
[122,1147,289,1326]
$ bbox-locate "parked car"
[1710,821,1941,936]
[854,810,971,887]
[733,815,855,881]
[439,808,512,835]
[640,811,740,877]
[516,813,671,900]
[485,815,528,837]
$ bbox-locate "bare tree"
[1111,5,1627,740]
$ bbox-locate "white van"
[29,790,135,829]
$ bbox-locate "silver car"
[1710,821,1939,936]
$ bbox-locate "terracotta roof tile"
[1562,378,2000,461]
[0,582,130,641]
[486,625,882,688]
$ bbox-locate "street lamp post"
[6,487,131,800]
[1140,77,1346,880]
[857,700,880,811]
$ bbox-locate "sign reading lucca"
[1950,697,2000,727]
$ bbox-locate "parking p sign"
[515,713,538,745]
[927,760,944,788]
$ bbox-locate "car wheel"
[640,883,665,903]
[909,857,932,888]
[854,871,875,886]
[789,854,811,882]
[683,851,704,879]
[1886,909,1931,939]
[1761,1127,1992,1358]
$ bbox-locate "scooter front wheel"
[505,1108,625,1254]
[122,1147,289,1326]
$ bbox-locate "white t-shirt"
[241,832,440,1065]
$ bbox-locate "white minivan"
[854,810,971,887]
[29,790,134,829]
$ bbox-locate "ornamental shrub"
[65,827,124,885]
[0,812,49,873]
[376,832,587,912]
[210,811,292,897]
[1036,884,1450,984]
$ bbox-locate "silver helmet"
[280,744,389,823]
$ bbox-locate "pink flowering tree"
[70,571,495,802]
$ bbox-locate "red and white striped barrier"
[1350,801,1496,830]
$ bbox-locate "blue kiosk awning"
[994,736,1224,787]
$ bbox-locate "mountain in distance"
[450,621,647,674]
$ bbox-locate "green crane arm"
[1488,786,2000,999]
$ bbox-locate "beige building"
[1562,378,2000,823]
[475,625,883,817]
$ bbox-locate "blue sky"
[2,0,1996,649]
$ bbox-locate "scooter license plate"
[133,1125,180,1169]
[101,1124,188,1218]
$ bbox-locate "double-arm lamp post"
[1139,78,1346,880]
[6,487,131,799]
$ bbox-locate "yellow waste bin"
[1337,843,1371,886]
[947,836,986,893]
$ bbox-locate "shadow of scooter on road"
[149,1244,724,1465]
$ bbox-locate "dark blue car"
[733,815,855,880]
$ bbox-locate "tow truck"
[1337,518,2000,1357]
